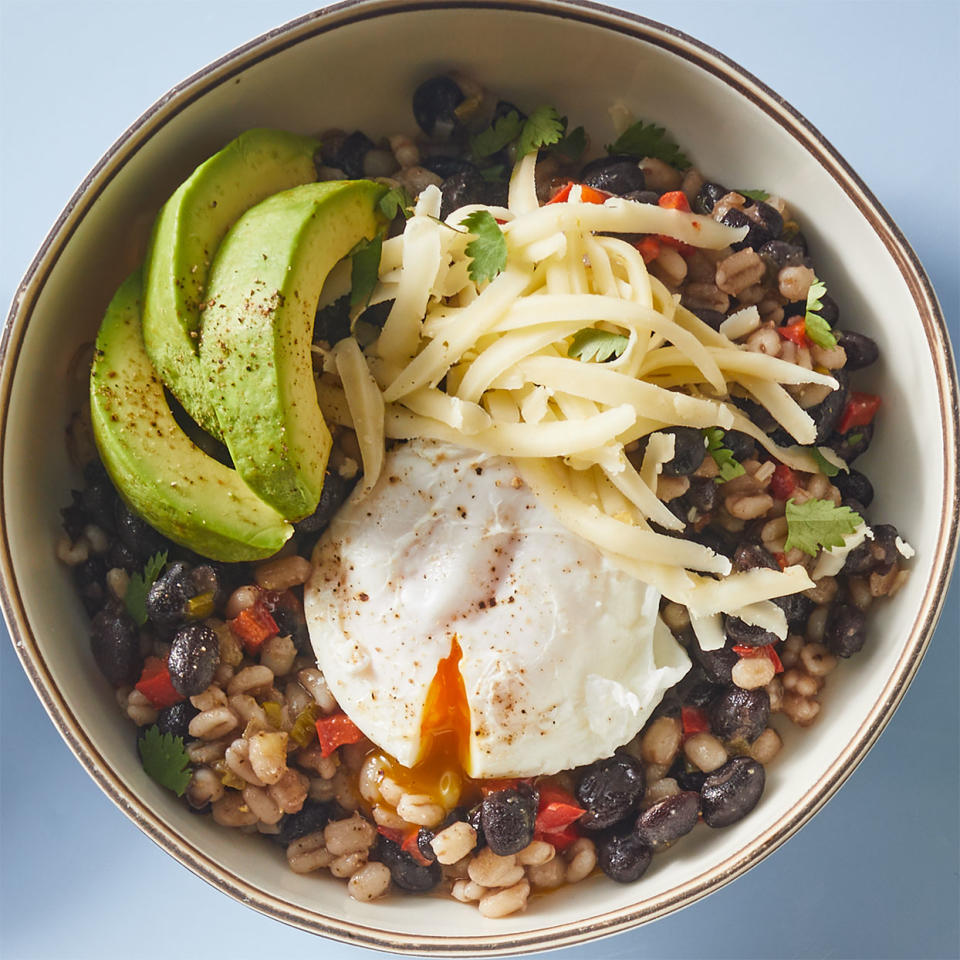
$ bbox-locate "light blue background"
[1,1,957,958]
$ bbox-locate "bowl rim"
[1,0,957,954]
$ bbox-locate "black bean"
[295,470,356,534]
[74,557,106,614]
[145,560,192,626]
[710,687,770,743]
[824,603,867,658]
[480,784,538,855]
[80,463,118,532]
[493,99,526,125]
[272,602,311,655]
[108,540,139,573]
[693,182,727,215]
[685,477,719,513]
[325,130,374,179]
[114,500,168,562]
[723,430,757,462]
[772,593,815,633]
[635,791,700,851]
[749,201,784,241]
[701,757,765,827]
[721,209,774,252]
[90,605,142,686]
[691,527,734,561]
[423,155,478,179]
[829,420,874,463]
[732,543,779,573]
[837,330,879,370]
[661,427,707,477]
[724,615,778,649]
[579,155,645,196]
[61,491,88,541]
[274,801,334,846]
[688,308,726,331]
[168,622,220,696]
[674,669,722,710]
[412,75,465,139]
[438,170,508,220]
[314,294,351,346]
[376,836,442,892]
[833,468,874,508]
[807,370,849,443]
[416,828,438,864]
[597,830,653,883]
[467,803,486,848]
[841,540,875,575]
[758,240,807,271]
[157,700,198,739]
[780,223,808,253]
[691,645,738,686]
[817,293,840,327]
[870,524,901,566]
[576,755,645,831]
[624,189,660,205]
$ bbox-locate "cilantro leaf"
[810,446,843,477]
[349,234,383,310]
[784,498,863,556]
[703,428,746,483]
[804,277,837,349]
[460,210,507,285]
[124,551,167,627]
[479,164,506,182]
[138,725,192,796]
[471,110,523,159]
[517,105,565,159]
[568,328,629,363]
[378,186,413,221]
[550,124,587,161]
[737,188,770,202]
[605,119,690,169]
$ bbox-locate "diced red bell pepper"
[770,463,797,500]
[402,828,433,866]
[658,235,696,256]
[658,190,691,212]
[632,235,661,264]
[315,710,365,757]
[773,551,788,570]
[778,317,811,347]
[537,801,586,833]
[732,644,784,674]
[228,602,279,655]
[837,392,881,434]
[545,182,610,205]
[681,705,710,737]
[134,656,184,709]
[376,825,405,845]
[535,823,580,851]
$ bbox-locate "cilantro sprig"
[551,124,587,162]
[349,234,383,310]
[124,551,167,627]
[378,186,413,221]
[568,328,628,363]
[703,428,746,483]
[460,210,507,285]
[606,119,690,169]
[517,105,565,159]
[784,498,863,556]
[804,277,837,349]
[737,188,770,202]
[138,725,192,796]
[471,110,523,159]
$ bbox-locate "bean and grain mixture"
[57,73,909,918]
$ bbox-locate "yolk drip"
[379,637,475,809]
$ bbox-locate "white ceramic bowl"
[1,1,957,954]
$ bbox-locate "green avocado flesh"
[90,271,294,561]
[199,179,387,520]
[142,128,320,438]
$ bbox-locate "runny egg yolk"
[377,638,476,809]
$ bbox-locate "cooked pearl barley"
[377,776,404,806]
[190,685,228,712]
[227,694,266,727]
[526,855,566,889]
[451,879,487,902]
[325,813,377,856]
[242,785,282,824]
[397,793,445,828]
[783,692,821,726]
[297,668,338,714]
[186,736,230,765]
[348,862,391,902]
[106,567,130,600]
[189,706,239,741]
[430,821,478,864]
[268,768,309,814]
[641,715,682,766]
[358,755,386,804]
[287,831,333,873]
[330,851,368,878]
[227,665,274,697]
[126,689,158,726]
[247,731,288,785]
[225,585,260,619]
[642,777,680,807]
[254,555,313,591]
[732,656,777,690]
[225,738,265,786]
[800,642,838,678]
[372,805,408,830]
[260,634,297,677]
[684,733,728,772]
[749,727,783,764]
[479,880,530,918]
[211,792,258,827]
[186,766,224,808]
[517,840,555,866]
[782,668,821,698]
[564,838,597,884]
[778,264,816,301]
[468,848,524,888]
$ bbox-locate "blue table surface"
[1,1,957,958]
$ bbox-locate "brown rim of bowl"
[1,0,957,954]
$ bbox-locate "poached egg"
[304,440,690,779]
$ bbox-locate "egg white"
[304,440,690,778]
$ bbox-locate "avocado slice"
[91,271,294,561]
[199,179,387,520]
[143,128,320,438]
